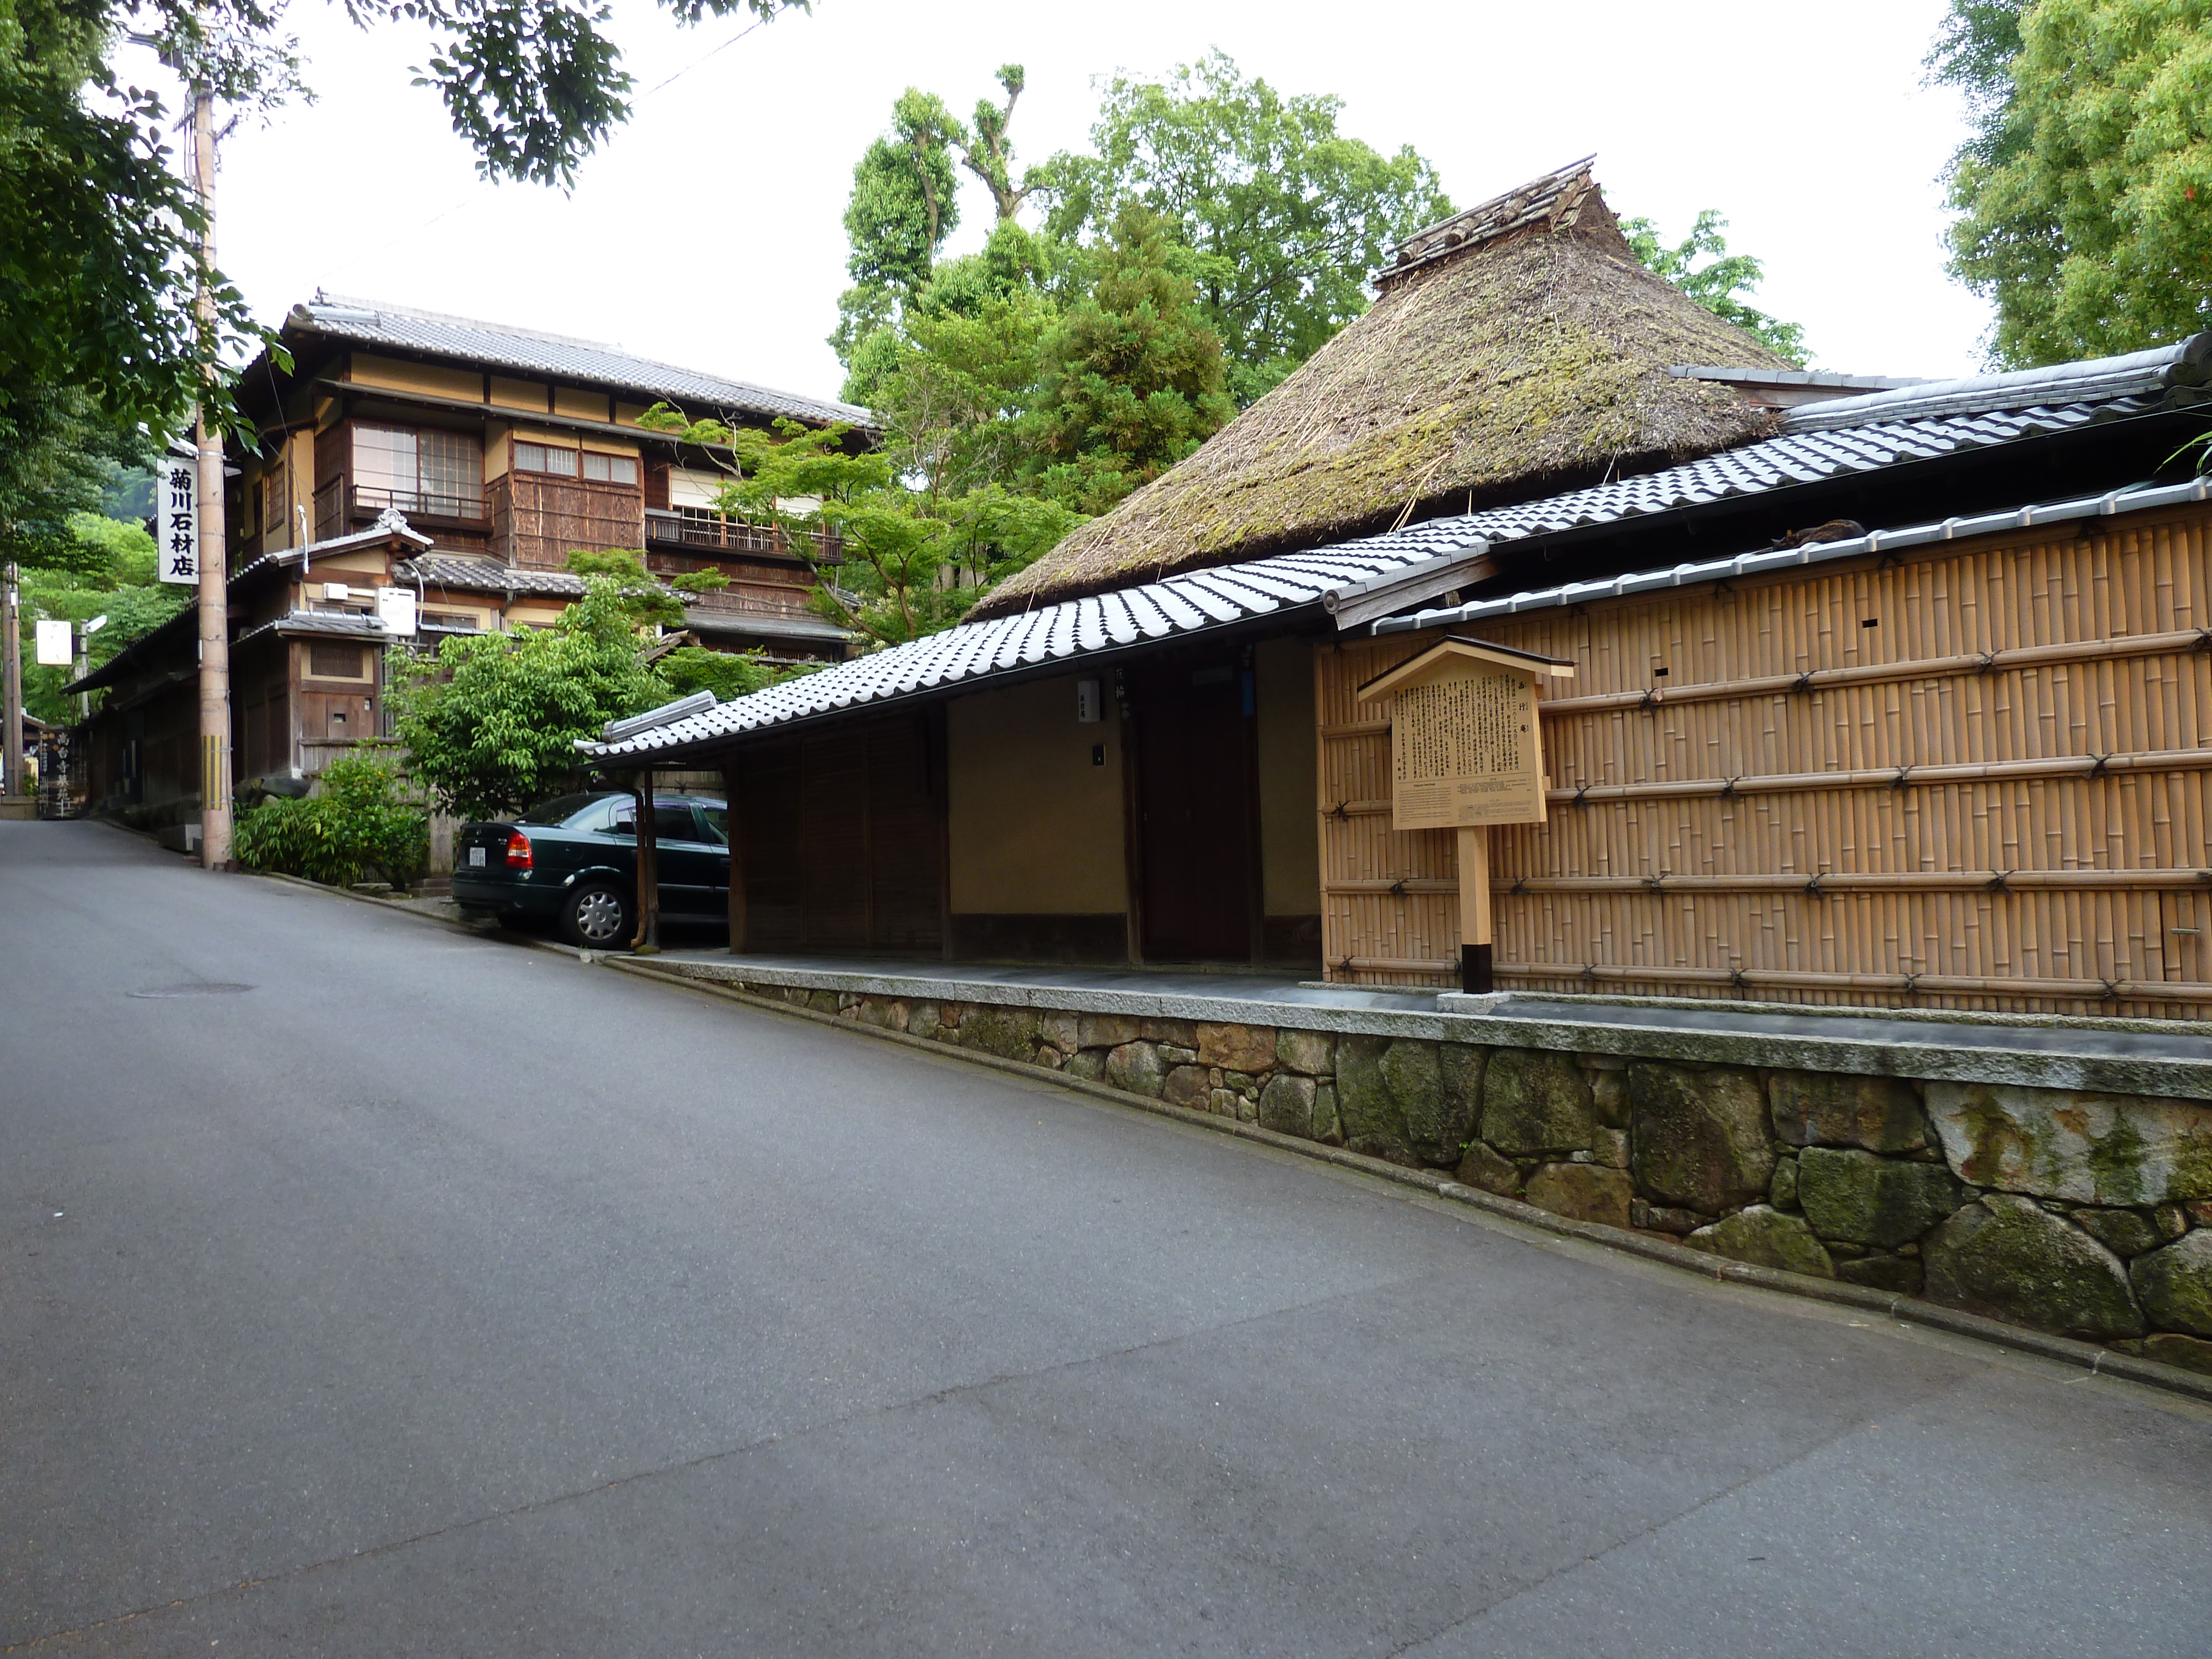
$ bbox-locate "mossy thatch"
[974,161,1789,619]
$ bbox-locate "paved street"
[4,819,2209,1656]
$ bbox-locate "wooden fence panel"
[1317,503,2212,1015]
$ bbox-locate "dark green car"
[451,791,729,948]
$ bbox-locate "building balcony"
[315,479,491,536]
[644,507,843,565]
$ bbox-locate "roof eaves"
[1375,476,2212,637]
[1781,335,2210,434]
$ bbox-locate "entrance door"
[1132,658,1255,962]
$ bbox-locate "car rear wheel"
[560,881,633,950]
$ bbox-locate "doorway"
[1129,656,1256,962]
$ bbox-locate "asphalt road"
[4,820,2209,1657]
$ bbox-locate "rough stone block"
[1162,1065,1212,1109]
[1770,1156,1800,1212]
[1630,1062,1775,1214]
[1198,1022,1277,1073]
[1040,1011,1081,1056]
[2143,1332,2212,1376]
[854,999,903,1031]
[1524,1163,1633,1229]
[1684,1206,1835,1278]
[1223,1071,1259,1096]
[807,989,842,1014]
[1139,1017,1198,1046]
[1276,1029,1334,1076]
[1632,1201,1707,1235]
[1836,1254,1924,1295]
[907,1001,940,1040]
[1158,1045,1198,1066]
[1257,1073,1316,1138]
[962,1007,1043,1063]
[2131,1230,2212,1338]
[1238,1094,1259,1123]
[1078,1013,1139,1050]
[1209,1088,1239,1118]
[1338,1035,1469,1167]
[1926,1081,2212,1206]
[1589,1069,1630,1130]
[1591,1127,1631,1170]
[1479,1048,1594,1156]
[2072,1207,2166,1259]
[1454,1141,1521,1197]
[1924,1194,2144,1341]
[1771,1071,1929,1152]
[2157,1204,2194,1241]
[1104,1042,1165,1098]
[1313,1083,1341,1145]
[1797,1147,1962,1248]
[1064,1050,1105,1083]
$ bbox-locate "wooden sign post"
[1358,637,1574,993]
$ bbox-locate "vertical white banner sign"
[156,460,200,585]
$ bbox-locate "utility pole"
[2,562,20,797]
[190,61,232,868]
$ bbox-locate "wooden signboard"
[1358,637,1574,993]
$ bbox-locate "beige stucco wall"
[348,352,482,403]
[1256,636,1321,916]
[948,674,1126,915]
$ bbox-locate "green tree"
[1039,52,1453,405]
[1623,211,1811,366]
[16,514,191,725]
[1031,205,1237,513]
[1929,0,2212,367]
[232,750,428,887]
[3,0,807,452]
[391,578,667,819]
[960,63,1036,222]
[0,385,153,573]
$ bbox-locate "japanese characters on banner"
[156,460,199,585]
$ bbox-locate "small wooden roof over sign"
[1357,635,1576,703]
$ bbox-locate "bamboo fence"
[1315,502,2212,1015]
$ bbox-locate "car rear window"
[695,805,728,845]
[519,792,615,826]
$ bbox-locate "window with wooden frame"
[512,441,578,477]
[262,464,290,539]
[580,451,638,485]
[306,641,372,681]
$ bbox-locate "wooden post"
[1457,825,1493,993]
[633,768,660,952]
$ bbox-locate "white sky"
[144,0,1992,406]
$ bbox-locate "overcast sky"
[145,0,1991,406]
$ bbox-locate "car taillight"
[504,830,533,869]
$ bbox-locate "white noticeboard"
[34,619,74,667]
[156,460,199,586]
[375,587,418,638]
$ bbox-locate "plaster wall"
[348,352,482,403]
[947,674,1126,916]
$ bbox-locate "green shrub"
[234,752,429,889]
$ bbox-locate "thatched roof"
[973,158,1791,619]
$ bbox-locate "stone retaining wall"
[719,977,2212,1375]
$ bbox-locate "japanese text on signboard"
[1390,671,1546,828]
[156,463,199,585]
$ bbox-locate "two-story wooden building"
[229,293,871,662]
[70,297,868,827]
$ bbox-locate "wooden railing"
[643,508,842,564]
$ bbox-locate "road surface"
[3,820,2208,1655]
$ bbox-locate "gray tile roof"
[298,294,875,431]
[1376,475,2212,637]
[581,334,2212,765]
[685,607,854,645]
[237,608,390,644]
[398,554,586,598]
[586,540,1442,761]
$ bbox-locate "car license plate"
[468,846,486,867]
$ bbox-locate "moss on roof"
[973,164,1788,619]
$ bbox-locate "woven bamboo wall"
[1316,501,2212,1015]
